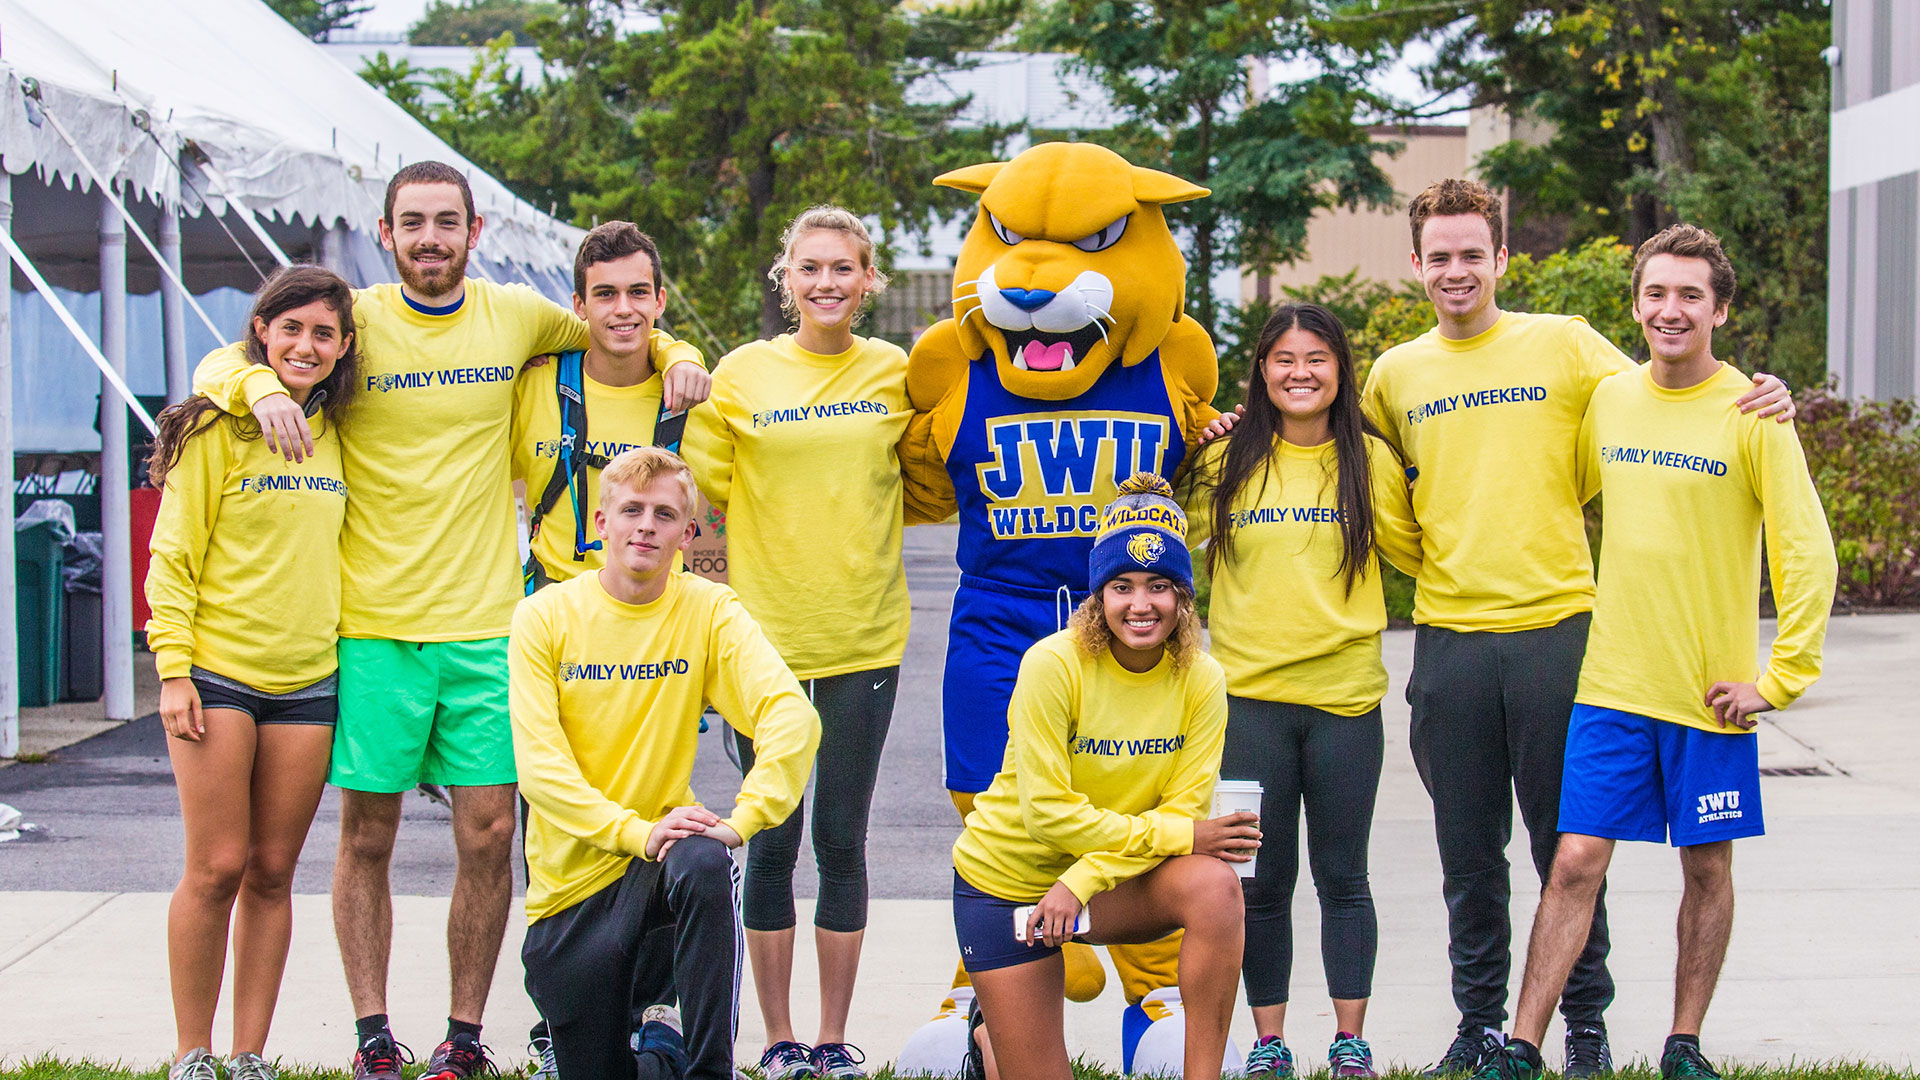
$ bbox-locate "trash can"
[62,532,105,703]
[14,520,67,708]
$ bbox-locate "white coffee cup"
[1211,778,1263,878]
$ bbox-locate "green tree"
[264,0,370,41]
[373,0,1017,347]
[409,0,561,45]
[1034,0,1395,339]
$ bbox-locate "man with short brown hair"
[1361,181,1796,1077]
[1470,223,1836,1080]
[193,165,711,1079]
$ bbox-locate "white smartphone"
[1013,905,1090,942]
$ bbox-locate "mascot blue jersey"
[945,348,1188,593]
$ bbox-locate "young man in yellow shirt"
[1358,181,1795,1078]
[1471,227,1836,1080]
[513,220,705,588]
[191,163,711,1080]
[510,447,820,1080]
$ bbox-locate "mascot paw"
[1122,987,1244,1077]
[894,985,975,1078]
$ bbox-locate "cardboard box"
[684,493,728,585]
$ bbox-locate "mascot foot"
[894,985,975,1078]
[1122,987,1244,1077]
[1063,941,1108,1003]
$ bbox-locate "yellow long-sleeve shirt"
[1360,312,1634,632]
[681,334,912,679]
[952,631,1227,904]
[1574,364,1837,732]
[192,281,597,640]
[509,570,821,921]
[1182,434,1422,713]
[510,329,704,583]
[144,409,346,694]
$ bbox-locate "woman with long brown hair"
[146,265,358,1080]
[1181,303,1422,1078]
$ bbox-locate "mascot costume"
[895,142,1236,1076]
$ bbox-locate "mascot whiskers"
[896,142,1237,1077]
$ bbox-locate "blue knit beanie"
[1088,473,1192,593]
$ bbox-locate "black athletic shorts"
[190,667,338,726]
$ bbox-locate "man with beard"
[193,162,711,1080]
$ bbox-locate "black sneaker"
[1661,1041,1723,1080]
[421,1032,496,1079]
[1467,1041,1542,1080]
[1565,1022,1614,1078]
[1424,1030,1504,1078]
[349,1033,412,1080]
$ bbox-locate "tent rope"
[26,91,229,342]
[1,230,161,437]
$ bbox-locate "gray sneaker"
[169,1049,221,1080]
[226,1053,278,1080]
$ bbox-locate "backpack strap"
[525,351,594,594]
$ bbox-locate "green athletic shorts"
[330,636,516,792]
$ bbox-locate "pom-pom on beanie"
[1088,472,1192,593]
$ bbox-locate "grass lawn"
[1,1059,1913,1080]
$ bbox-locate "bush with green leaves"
[1796,388,1920,608]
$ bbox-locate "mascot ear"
[1131,166,1210,206]
[934,161,1007,194]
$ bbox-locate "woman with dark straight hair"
[146,265,358,1080]
[1181,303,1423,1079]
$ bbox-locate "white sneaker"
[168,1049,220,1080]
[226,1052,277,1080]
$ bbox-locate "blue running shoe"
[757,1040,817,1080]
[1329,1032,1376,1077]
[811,1042,867,1079]
[1244,1035,1295,1079]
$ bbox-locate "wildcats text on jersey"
[976,411,1173,541]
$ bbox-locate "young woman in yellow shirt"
[682,206,914,1079]
[951,476,1259,1080]
[145,266,358,1080]
[1183,303,1422,1079]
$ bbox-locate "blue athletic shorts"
[942,575,1085,793]
[1559,704,1764,847]
[952,870,1059,972]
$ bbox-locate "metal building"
[1828,0,1920,399]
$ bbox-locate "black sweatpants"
[1407,612,1614,1031]
[522,837,742,1080]
[732,666,897,934]
[1223,697,1383,1006]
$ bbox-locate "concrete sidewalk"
[6,614,1919,1074]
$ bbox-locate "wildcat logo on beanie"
[1090,473,1192,592]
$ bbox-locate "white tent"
[0,0,588,752]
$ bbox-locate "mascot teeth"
[1015,341,1076,372]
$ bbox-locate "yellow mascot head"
[937,142,1209,401]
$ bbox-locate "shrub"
[1796,388,1920,608]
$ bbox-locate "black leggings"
[1224,696,1383,1006]
[732,666,898,934]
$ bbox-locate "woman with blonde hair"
[683,205,915,1079]
[950,474,1259,1080]
[146,265,358,1080]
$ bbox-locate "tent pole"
[0,174,19,758]
[160,204,190,403]
[99,190,135,723]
